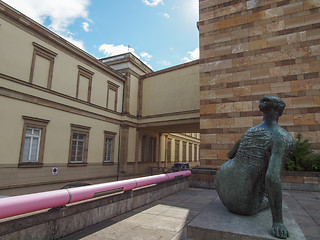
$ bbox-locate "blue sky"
[3,0,199,71]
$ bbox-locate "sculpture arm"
[265,140,288,239]
[227,138,241,159]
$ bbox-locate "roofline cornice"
[100,52,153,75]
[0,1,126,82]
[141,59,199,79]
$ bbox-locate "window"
[19,116,50,166]
[189,143,193,162]
[104,131,116,163]
[175,140,180,162]
[69,124,90,165]
[29,42,57,89]
[182,141,187,162]
[166,138,172,163]
[76,65,94,102]
[142,136,146,162]
[23,128,41,162]
[194,144,198,161]
[71,133,86,163]
[141,136,156,162]
[107,81,119,111]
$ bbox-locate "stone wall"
[0,177,189,239]
[189,168,216,189]
[282,171,320,191]
[188,169,320,192]
[199,0,320,168]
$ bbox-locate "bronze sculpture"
[215,96,295,239]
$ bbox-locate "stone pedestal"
[187,197,306,240]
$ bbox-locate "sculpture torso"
[235,126,272,175]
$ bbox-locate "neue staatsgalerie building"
[1,0,319,195]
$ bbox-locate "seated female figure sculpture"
[215,96,295,239]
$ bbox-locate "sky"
[3,0,199,71]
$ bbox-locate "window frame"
[103,131,116,165]
[68,124,91,166]
[142,135,147,162]
[166,138,172,163]
[194,144,198,161]
[175,140,180,162]
[29,42,57,89]
[19,116,50,167]
[23,128,41,162]
[189,143,193,162]
[182,141,187,162]
[76,65,94,102]
[106,81,119,111]
[141,135,156,162]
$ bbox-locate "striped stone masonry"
[199,0,320,168]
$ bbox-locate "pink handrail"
[0,170,191,219]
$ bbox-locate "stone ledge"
[0,177,189,239]
[189,169,320,191]
[187,197,306,240]
[282,182,320,192]
[281,171,320,185]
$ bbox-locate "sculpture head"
[259,96,286,117]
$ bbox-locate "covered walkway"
[61,188,320,240]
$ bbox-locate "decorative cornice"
[100,52,153,75]
[142,60,199,79]
[22,115,50,124]
[0,85,123,125]
[0,1,125,83]
[139,109,200,120]
[139,117,200,128]
[70,123,91,131]
[0,73,122,116]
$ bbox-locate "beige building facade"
[160,133,200,167]
[0,1,200,195]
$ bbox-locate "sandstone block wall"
[199,0,320,168]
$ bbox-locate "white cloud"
[3,0,90,33]
[162,13,170,18]
[99,44,153,69]
[158,12,170,18]
[96,45,150,67]
[82,22,91,32]
[3,0,90,50]
[183,47,199,62]
[142,60,153,70]
[99,44,135,57]
[64,35,85,50]
[143,0,164,7]
[158,60,171,66]
[140,52,152,61]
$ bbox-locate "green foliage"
[284,133,320,172]
[309,154,320,171]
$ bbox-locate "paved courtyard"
[62,188,320,240]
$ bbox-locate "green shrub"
[309,154,320,171]
[284,133,319,172]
